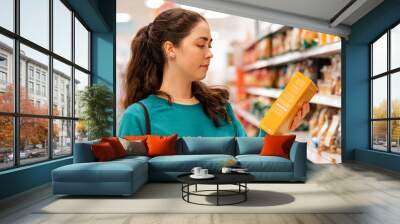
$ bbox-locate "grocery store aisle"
[1,162,399,224]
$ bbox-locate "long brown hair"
[123,8,231,127]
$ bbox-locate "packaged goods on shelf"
[289,28,302,51]
[244,68,278,87]
[256,38,272,59]
[309,107,341,153]
[319,54,341,96]
[301,30,319,49]
[272,32,285,56]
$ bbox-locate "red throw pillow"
[123,135,148,141]
[91,142,118,161]
[101,137,126,158]
[146,134,178,157]
[259,134,296,159]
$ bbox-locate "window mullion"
[14,0,20,167]
[388,30,391,153]
[71,10,76,155]
[49,0,54,160]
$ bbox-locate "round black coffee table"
[177,172,255,206]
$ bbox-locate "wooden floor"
[1,161,400,224]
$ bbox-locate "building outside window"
[0,0,91,171]
[371,23,400,154]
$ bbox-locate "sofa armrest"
[73,140,100,163]
[289,141,307,181]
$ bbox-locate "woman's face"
[171,20,213,81]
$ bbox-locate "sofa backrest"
[176,137,236,155]
[73,139,100,163]
[235,137,264,155]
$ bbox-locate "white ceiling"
[172,0,384,37]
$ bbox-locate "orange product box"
[259,71,318,135]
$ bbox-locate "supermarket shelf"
[233,106,260,127]
[244,25,287,51]
[307,139,342,164]
[244,42,341,71]
[246,87,341,108]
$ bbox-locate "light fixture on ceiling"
[179,5,206,14]
[179,4,229,19]
[116,13,131,23]
[145,0,164,9]
[203,11,229,19]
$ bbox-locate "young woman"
[118,8,309,137]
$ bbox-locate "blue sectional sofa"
[52,137,307,196]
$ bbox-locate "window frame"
[0,0,92,171]
[370,20,400,154]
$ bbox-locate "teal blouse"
[117,94,266,137]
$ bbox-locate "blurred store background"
[116,0,342,164]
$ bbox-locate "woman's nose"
[206,49,213,59]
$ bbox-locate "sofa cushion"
[52,158,147,183]
[73,139,101,163]
[148,154,235,172]
[178,137,236,155]
[236,155,293,172]
[236,137,264,155]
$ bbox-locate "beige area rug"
[37,183,362,214]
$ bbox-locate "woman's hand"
[288,103,310,131]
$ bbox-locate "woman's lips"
[200,64,209,69]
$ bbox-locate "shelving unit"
[244,25,286,51]
[232,25,342,164]
[233,106,259,127]
[246,87,341,108]
[244,42,341,71]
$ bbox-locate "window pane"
[20,117,49,165]
[391,24,400,70]
[75,18,89,70]
[0,116,13,170]
[372,121,388,151]
[0,35,14,112]
[0,0,14,31]
[20,0,49,49]
[53,59,72,117]
[53,119,72,158]
[75,120,88,143]
[391,72,400,118]
[20,44,49,115]
[74,69,89,118]
[53,0,72,60]
[372,76,387,118]
[372,33,387,76]
[391,120,400,153]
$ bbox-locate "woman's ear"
[163,41,176,59]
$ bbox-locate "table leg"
[217,184,219,206]
[245,183,247,201]
[195,184,197,192]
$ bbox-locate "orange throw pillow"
[91,142,117,161]
[259,134,296,159]
[146,134,178,157]
[101,137,126,158]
